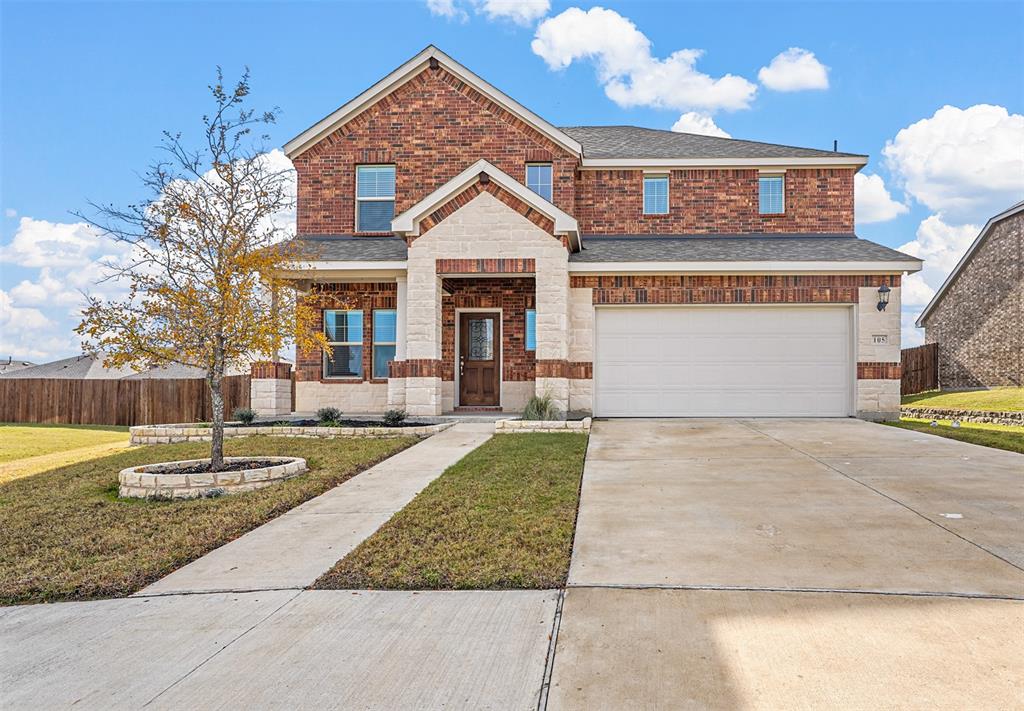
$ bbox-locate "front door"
[459,312,500,407]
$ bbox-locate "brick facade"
[419,180,557,238]
[923,211,1023,389]
[573,168,854,235]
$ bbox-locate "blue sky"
[2,0,1022,360]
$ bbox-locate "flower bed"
[119,456,307,500]
[495,417,592,434]
[130,421,452,445]
[899,407,1024,427]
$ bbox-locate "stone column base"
[387,377,407,410]
[535,376,570,414]
[250,362,293,417]
[405,376,442,416]
[856,378,900,422]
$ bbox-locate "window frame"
[642,174,670,215]
[372,309,397,380]
[525,309,537,352]
[525,163,554,202]
[322,309,364,380]
[759,173,786,215]
[355,164,396,233]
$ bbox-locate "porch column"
[387,275,408,410]
[403,269,444,416]
[534,258,570,414]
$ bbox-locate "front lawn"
[0,423,130,462]
[0,435,416,605]
[887,419,1024,455]
[901,387,1024,411]
[315,433,589,590]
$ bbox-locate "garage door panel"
[595,307,852,417]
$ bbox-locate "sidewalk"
[140,422,493,595]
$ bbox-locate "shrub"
[383,409,407,427]
[232,407,256,425]
[522,393,562,421]
[317,407,343,425]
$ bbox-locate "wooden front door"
[459,312,500,407]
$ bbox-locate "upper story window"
[526,163,553,202]
[324,310,363,378]
[356,165,396,232]
[759,174,785,214]
[643,175,669,215]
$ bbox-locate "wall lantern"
[877,284,891,312]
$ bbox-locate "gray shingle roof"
[288,235,408,261]
[3,353,249,379]
[570,234,919,263]
[560,126,865,160]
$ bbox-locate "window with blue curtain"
[372,310,397,379]
[526,164,553,202]
[356,165,396,232]
[759,175,785,214]
[643,175,669,214]
[323,310,363,378]
[525,309,537,351]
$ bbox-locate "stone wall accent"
[857,285,902,363]
[294,381,388,414]
[251,377,292,417]
[923,211,1023,389]
[119,457,307,500]
[292,64,579,234]
[495,417,592,434]
[900,407,1024,427]
[856,380,901,421]
[129,422,451,445]
[574,168,854,234]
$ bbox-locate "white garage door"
[595,306,853,417]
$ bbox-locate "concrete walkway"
[141,422,493,595]
[549,418,1024,709]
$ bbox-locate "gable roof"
[563,125,867,164]
[391,158,580,246]
[283,45,583,159]
[916,200,1024,326]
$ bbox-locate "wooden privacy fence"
[0,376,251,426]
[901,343,939,395]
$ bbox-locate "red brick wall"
[574,168,855,234]
[441,278,535,381]
[295,283,397,383]
[293,65,579,235]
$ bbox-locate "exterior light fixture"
[877,284,891,312]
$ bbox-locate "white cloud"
[532,7,757,113]
[758,48,829,92]
[426,0,466,20]
[883,104,1024,221]
[671,112,731,138]
[854,173,908,224]
[4,208,16,218]
[479,0,549,25]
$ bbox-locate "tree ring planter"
[119,456,307,500]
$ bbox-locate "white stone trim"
[495,417,591,433]
[391,159,579,238]
[284,46,583,159]
[129,422,453,445]
[119,456,307,499]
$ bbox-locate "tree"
[76,69,325,470]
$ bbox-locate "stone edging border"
[495,418,592,434]
[119,456,307,500]
[900,406,1023,427]
[130,422,454,445]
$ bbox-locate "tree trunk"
[209,345,226,471]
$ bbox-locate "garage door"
[594,306,852,417]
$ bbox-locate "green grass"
[886,419,1024,455]
[315,433,589,590]
[0,423,130,463]
[0,435,416,605]
[901,387,1024,411]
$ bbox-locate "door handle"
[460,356,465,376]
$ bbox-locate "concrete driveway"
[550,418,1024,709]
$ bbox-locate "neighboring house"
[4,353,249,379]
[277,46,922,420]
[0,358,36,375]
[916,201,1023,389]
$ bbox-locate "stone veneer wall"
[923,211,1023,389]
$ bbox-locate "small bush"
[232,407,256,425]
[522,393,562,421]
[317,407,342,425]
[383,409,407,427]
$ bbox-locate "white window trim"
[323,309,363,379]
[643,174,670,215]
[372,309,397,380]
[525,162,553,202]
[355,164,396,233]
[759,173,786,215]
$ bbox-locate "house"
[916,201,1023,389]
[4,353,248,379]
[0,358,36,375]
[271,45,922,420]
